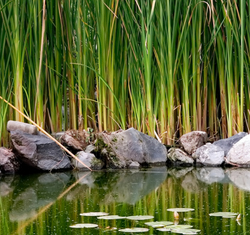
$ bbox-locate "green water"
[0,167,250,235]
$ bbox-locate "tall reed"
[1,0,250,146]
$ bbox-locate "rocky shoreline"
[0,121,249,175]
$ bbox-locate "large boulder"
[192,143,224,166]
[0,147,20,174]
[95,128,167,168]
[179,131,207,155]
[213,132,248,156]
[10,131,72,171]
[73,151,104,170]
[226,134,250,166]
[168,148,194,166]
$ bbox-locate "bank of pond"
[1,121,250,175]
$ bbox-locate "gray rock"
[7,120,38,135]
[74,151,104,170]
[10,131,71,171]
[168,148,194,166]
[0,147,20,174]
[128,161,140,169]
[52,132,65,141]
[85,144,96,153]
[95,128,167,169]
[226,134,250,166]
[192,143,224,166]
[179,131,207,155]
[213,132,248,156]
[195,167,225,184]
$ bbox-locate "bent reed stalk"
[0,96,92,171]
[1,0,250,146]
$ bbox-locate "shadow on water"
[1,166,250,234]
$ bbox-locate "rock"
[192,143,224,166]
[213,132,248,156]
[226,134,250,166]
[85,144,96,153]
[7,120,38,135]
[0,147,20,174]
[128,161,140,169]
[195,167,225,184]
[95,128,167,169]
[168,148,194,166]
[73,151,104,170]
[10,131,71,171]
[179,131,207,155]
[60,130,87,152]
[52,132,65,141]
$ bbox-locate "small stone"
[168,148,194,166]
[179,131,207,155]
[74,151,104,170]
[7,120,37,135]
[128,161,140,169]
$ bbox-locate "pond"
[0,167,250,235]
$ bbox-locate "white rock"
[226,134,250,166]
[7,120,37,135]
[192,143,224,166]
[74,151,104,170]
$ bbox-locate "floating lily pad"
[126,215,154,220]
[97,215,126,220]
[165,225,193,229]
[69,223,98,228]
[145,221,174,228]
[157,228,172,232]
[167,208,195,212]
[171,228,201,234]
[209,212,238,218]
[119,228,149,233]
[80,212,109,216]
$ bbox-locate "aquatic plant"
[1,0,250,146]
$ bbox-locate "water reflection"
[70,167,168,204]
[1,167,250,235]
[226,168,250,191]
[6,172,71,221]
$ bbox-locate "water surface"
[1,167,250,235]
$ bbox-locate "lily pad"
[165,225,193,229]
[126,215,154,220]
[157,228,172,232]
[119,228,149,233]
[145,221,174,228]
[209,212,238,217]
[167,208,195,212]
[97,215,126,220]
[80,212,109,216]
[69,223,98,228]
[171,228,201,234]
